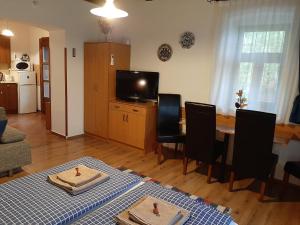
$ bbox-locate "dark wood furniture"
[157,94,185,164]
[282,161,300,195]
[0,35,11,65]
[0,83,18,114]
[183,102,225,183]
[229,109,278,201]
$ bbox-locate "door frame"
[39,37,51,113]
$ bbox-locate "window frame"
[234,25,290,111]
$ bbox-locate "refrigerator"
[11,70,37,114]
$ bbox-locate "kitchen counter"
[0,81,17,84]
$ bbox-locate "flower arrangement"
[235,90,248,109]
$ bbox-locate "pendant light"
[1,21,14,37]
[90,0,128,19]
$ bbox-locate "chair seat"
[157,129,185,143]
[284,161,300,179]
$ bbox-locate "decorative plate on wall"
[180,32,195,49]
[157,44,173,62]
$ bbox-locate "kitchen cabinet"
[0,83,18,114]
[0,35,11,65]
[109,101,157,153]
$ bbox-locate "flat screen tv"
[116,70,159,102]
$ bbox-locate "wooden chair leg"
[281,172,290,198]
[174,143,178,158]
[207,164,213,184]
[183,157,188,175]
[229,172,235,192]
[157,144,163,165]
[259,181,266,201]
[8,169,13,177]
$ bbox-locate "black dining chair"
[184,102,225,183]
[229,109,278,201]
[157,94,185,164]
[282,161,300,196]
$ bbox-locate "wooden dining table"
[180,120,289,182]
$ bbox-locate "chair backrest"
[157,94,181,132]
[185,102,216,163]
[233,109,276,179]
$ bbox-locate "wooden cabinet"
[84,42,130,138]
[109,101,157,153]
[0,83,18,114]
[0,35,11,65]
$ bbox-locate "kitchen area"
[0,20,49,116]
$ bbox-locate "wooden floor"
[1,112,300,225]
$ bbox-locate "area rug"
[118,167,232,215]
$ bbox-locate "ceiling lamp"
[90,0,128,19]
[1,28,14,37]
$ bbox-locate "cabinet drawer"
[110,102,146,115]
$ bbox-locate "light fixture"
[1,28,14,37]
[90,0,128,19]
[1,21,14,37]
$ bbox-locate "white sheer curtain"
[210,0,300,123]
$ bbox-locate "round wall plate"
[157,44,173,62]
[180,32,195,49]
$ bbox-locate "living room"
[0,0,299,225]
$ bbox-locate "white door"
[19,85,37,113]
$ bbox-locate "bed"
[0,157,142,225]
[73,181,235,225]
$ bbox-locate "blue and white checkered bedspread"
[0,157,142,225]
[73,181,233,225]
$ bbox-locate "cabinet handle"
[115,105,120,109]
[122,114,125,121]
[133,109,139,112]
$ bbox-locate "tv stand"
[109,100,157,153]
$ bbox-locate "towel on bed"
[116,196,190,225]
[56,164,102,187]
[48,169,110,195]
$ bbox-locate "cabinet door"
[0,85,5,108]
[4,84,18,114]
[127,112,146,149]
[109,109,128,143]
[0,35,11,65]
[84,43,109,137]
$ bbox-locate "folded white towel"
[48,169,109,195]
[56,165,102,187]
[116,196,190,225]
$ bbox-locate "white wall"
[110,0,220,104]
[49,30,66,135]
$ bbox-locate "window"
[211,2,300,123]
[237,29,286,111]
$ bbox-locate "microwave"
[11,60,32,71]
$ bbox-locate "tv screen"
[116,70,159,102]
